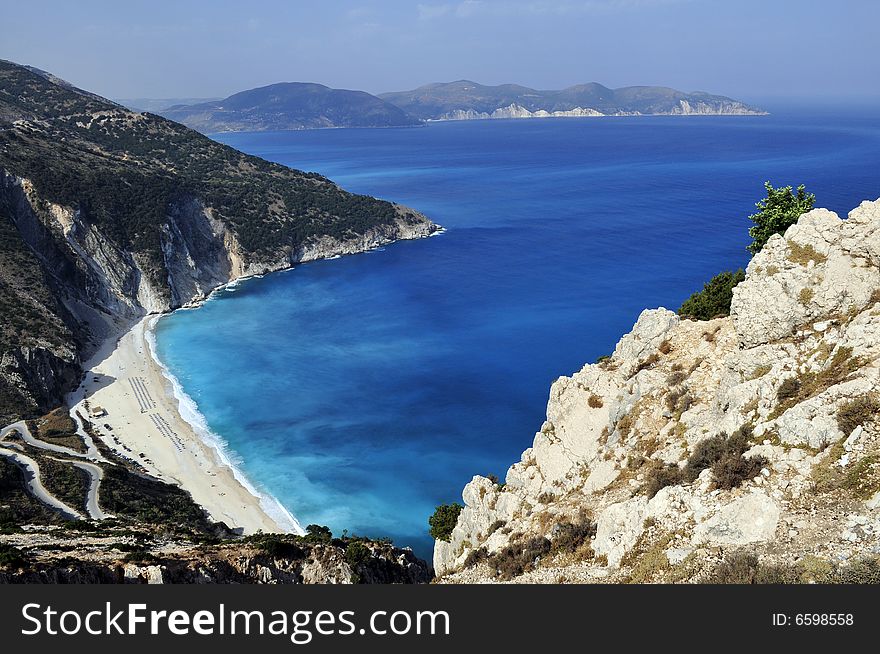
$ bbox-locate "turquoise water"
[155,109,880,558]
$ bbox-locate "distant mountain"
[379,80,766,120]
[116,97,222,113]
[160,82,422,133]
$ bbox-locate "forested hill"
[0,59,434,424]
[160,82,422,133]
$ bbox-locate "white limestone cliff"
[435,198,880,583]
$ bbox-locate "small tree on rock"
[678,269,745,320]
[747,181,815,255]
[429,503,463,542]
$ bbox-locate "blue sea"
[154,108,880,558]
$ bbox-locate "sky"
[1,0,878,103]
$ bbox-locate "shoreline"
[68,316,302,535]
[143,316,304,534]
[66,224,444,535]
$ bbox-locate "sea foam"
[144,316,304,535]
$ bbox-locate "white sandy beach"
[68,316,302,535]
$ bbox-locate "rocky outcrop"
[0,537,431,584]
[438,104,604,121]
[435,198,880,583]
[670,99,762,116]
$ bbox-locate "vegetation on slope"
[161,82,422,133]
[1,60,406,260]
[679,181,815,320]
[678,269,745,320]
[747,181,816,255]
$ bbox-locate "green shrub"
[303,524,333,544]
[122,549,158,564]
[344,541,372,567]
[0,543,28,569]
[429,503,463,542]
[747,181,816,255]
[776,377,801,403]
[678,269,745,320]
[247,534,305,559]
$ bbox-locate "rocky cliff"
[0,59,437,424]
[0,526,430,584]
[435,199,880,583]
[380,80,766,121]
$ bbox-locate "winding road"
[0,421,110,520]
[0,448,83,519]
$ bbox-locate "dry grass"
[634,352,660,374]
[588,394,604,409]
[749,364,772,380]
[33,408,86,454]
[836,395,879,435]
[621,532,674,583]
[771,347,864,418]
[616,414,633,439]
[799,287,815,304]
[787,241,827,266]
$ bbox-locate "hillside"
[160,82,422,133]
[0,59,436,425]
[379,80,766,120]
[434,200,880,583]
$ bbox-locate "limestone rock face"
[732,204,880,348]
[435,198,880,583]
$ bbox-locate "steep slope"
[0,59,436,425]
[161,82,422,133]
[435,200,880,583]
[380,80,765,120]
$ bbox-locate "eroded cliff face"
[0,169,436,423]
[435,199,880,583]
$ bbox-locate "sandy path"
[67,316,302,535]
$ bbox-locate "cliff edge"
[435,199,880,583]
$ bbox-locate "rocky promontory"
[435,199,880,583]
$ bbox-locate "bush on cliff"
[429,503,463,542]
[0,543,29,569]
[678,269,745,320]
[747,181,816,255]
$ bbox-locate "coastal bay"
[155,110,880,557]
[67,316,301,534]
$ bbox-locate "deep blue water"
[155,109,880,558]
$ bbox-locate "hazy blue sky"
[2,0,877,102]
